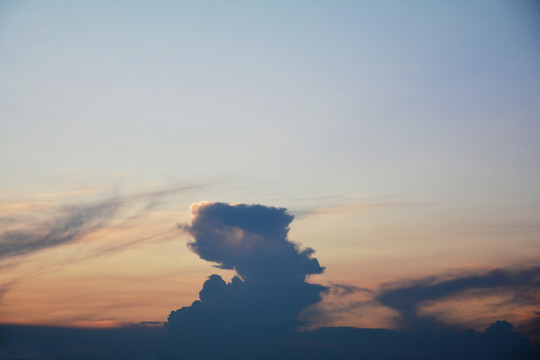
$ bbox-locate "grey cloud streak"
[0,185,202,261]
[376,266,540,328]
[0,199,120,260]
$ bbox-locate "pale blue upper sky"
[1,0,540,329]
[1,0,539,222]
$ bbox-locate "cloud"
[328,282,373,297]
[0,199,120,261]
[310,201,404,216]
[0,185,203,303]
[167,202,327,357]
[0,280,14,304]
[34,186,98,199]
[183,201,324,282]
[0,185,199,261]
[290,192,436,219]
[1,201,538,359]
[517,315,540,345]
[375,266,540,328]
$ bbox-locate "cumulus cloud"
[183,201,324,282]
[167,202,327,356]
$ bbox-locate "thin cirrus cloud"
[291,196,436,219]
[290,198,397,218]
[0,185,203,304]
[0,185,201,262]
[0,199,121,261]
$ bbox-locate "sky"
[1,0,540,350]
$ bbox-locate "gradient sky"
[1,0,540,333]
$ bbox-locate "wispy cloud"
[0,199,120,261]
[375,266,540,328]
[291,193,435,218]
[34,185,99,199]
[0,184,203,302]
[0,185,200,262]
[0,279,16,305]
[327,282,372,297]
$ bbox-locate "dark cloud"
[328,282,372,297]
[0,324,171,360]
[376,266,540,328]
[2,321,539,359]
[182,202,324,282]
[165,202,540,358]
[2,201,539,359]
[517,315,540,345]
[167,202,327,357]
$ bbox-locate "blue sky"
[1,0,539,332]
